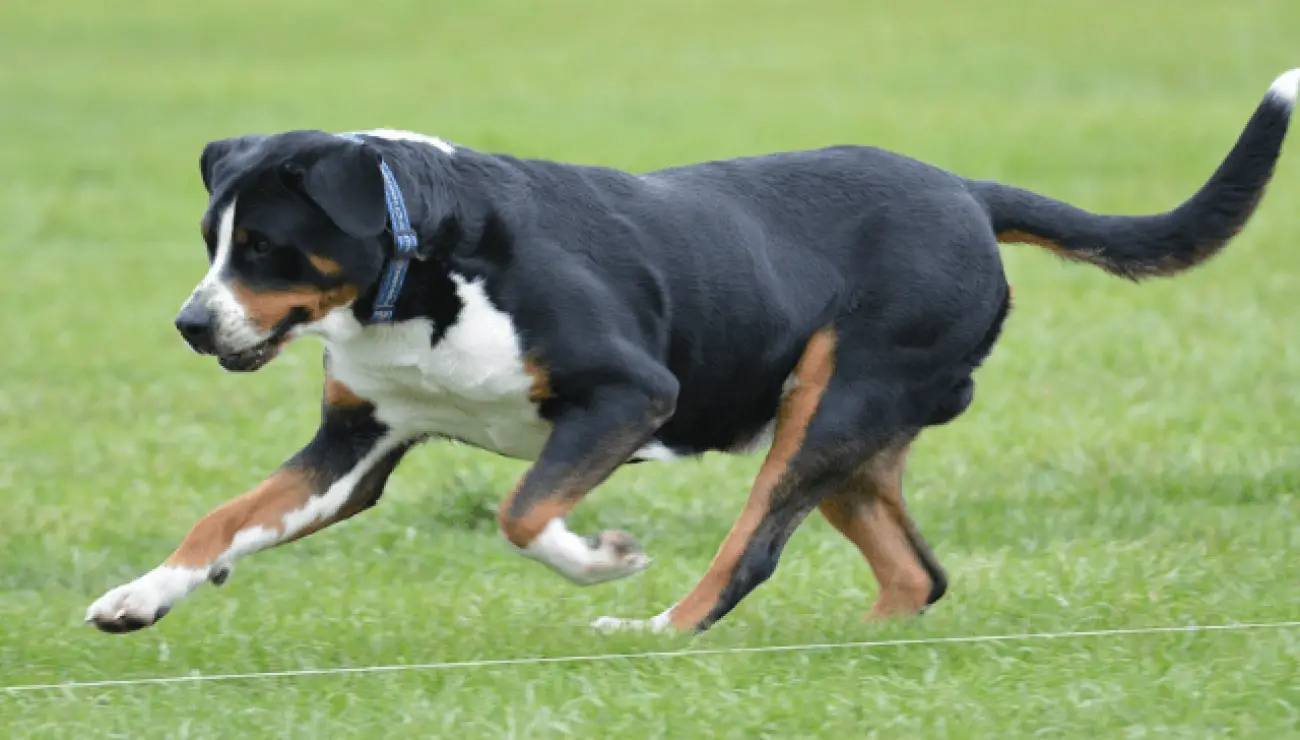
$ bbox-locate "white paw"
[591,607,676,634]
[85,566,208,633]
[521,520,652,586]
[574,530,651,585]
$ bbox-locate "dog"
[87,70,1296,635]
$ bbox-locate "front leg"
[86,379,413,633]
[498,380,677,585]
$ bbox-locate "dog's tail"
[969,69,1297,280]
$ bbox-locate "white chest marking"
[308,275,549,459]
[305,275,669,462]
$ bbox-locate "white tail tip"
[1267,68,1300,106]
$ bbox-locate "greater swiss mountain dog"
[88,71,1297,635]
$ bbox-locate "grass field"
[2,0,1299,736]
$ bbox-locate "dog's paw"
[519,520,652,586]
[85,566,207,634]
[576,529,651,585]
[591,607,676,634]
[208,564,232,586]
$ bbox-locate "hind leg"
[816,374,974,617]
[819,440,948,619]
[595,328,924,634]
[594,328,845,633]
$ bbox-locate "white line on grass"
[3,620,1297,694]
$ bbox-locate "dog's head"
[176,130,394,372]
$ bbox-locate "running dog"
[87,70,1297,634]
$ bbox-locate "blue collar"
[336,133,419,323]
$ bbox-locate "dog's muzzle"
[174,294,296,373]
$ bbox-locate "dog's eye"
[250,240,274,257]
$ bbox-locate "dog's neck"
[347,146,511,334]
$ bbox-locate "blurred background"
[2,0,1298,736]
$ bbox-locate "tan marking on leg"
[667,327,837,631]
[280,493,375,545]
[819,442,934,618]
[523,356,553,403]
[164,468,317,568]
[308,254,344,276]
[275,439,408,546]
[496,388,674,567]
[231,281,359,333]
[497,485,576,548]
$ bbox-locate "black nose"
[175,304,216,354]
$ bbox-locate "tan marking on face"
[201,222,211,242]
[817,441,934,619]
[522,356,553,403]
[308,254,344,276]
[231,281,359,333]
[667,327,837,631]
[234,228,249,246]
[164,468,317,568]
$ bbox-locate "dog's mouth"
[217,334,289,373]
[216,310,306,373]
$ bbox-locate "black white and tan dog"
[88,70,1297,634]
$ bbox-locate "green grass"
[2,0,1299,736]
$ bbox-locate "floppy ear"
[291,142,388,239]
[199,135,266,193]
